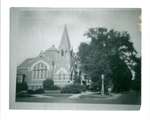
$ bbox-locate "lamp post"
[101,74,105,95]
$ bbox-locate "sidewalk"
[68,91,121,99]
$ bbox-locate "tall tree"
[131,57,141,92]
[78,27,138,92]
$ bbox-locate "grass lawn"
[16,90,141,105]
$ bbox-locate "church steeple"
[59,25,71,51]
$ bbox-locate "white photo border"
[1,0,150,120]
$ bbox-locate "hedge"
[61,84,86,94]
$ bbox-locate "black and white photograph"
[9,8,141,110]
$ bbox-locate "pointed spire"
[59,25,71,51]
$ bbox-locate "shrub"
[28,88,44,94]
[51,85,60,90]
[16,81,28,93]
[43,79,60,90]
[61,84,86,94]
[89,81,100,92]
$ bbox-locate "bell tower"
[53,25,72,87]
[58,25,72,71]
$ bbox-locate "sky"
[10,8,141,65]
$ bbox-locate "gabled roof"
[18,58,34,68]
[18,56,49,69]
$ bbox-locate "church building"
[16,25,76,90]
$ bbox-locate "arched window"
[32,62,48,80]
[58,72,66,81]
[59,73,61,80]
[56,68,69,83]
